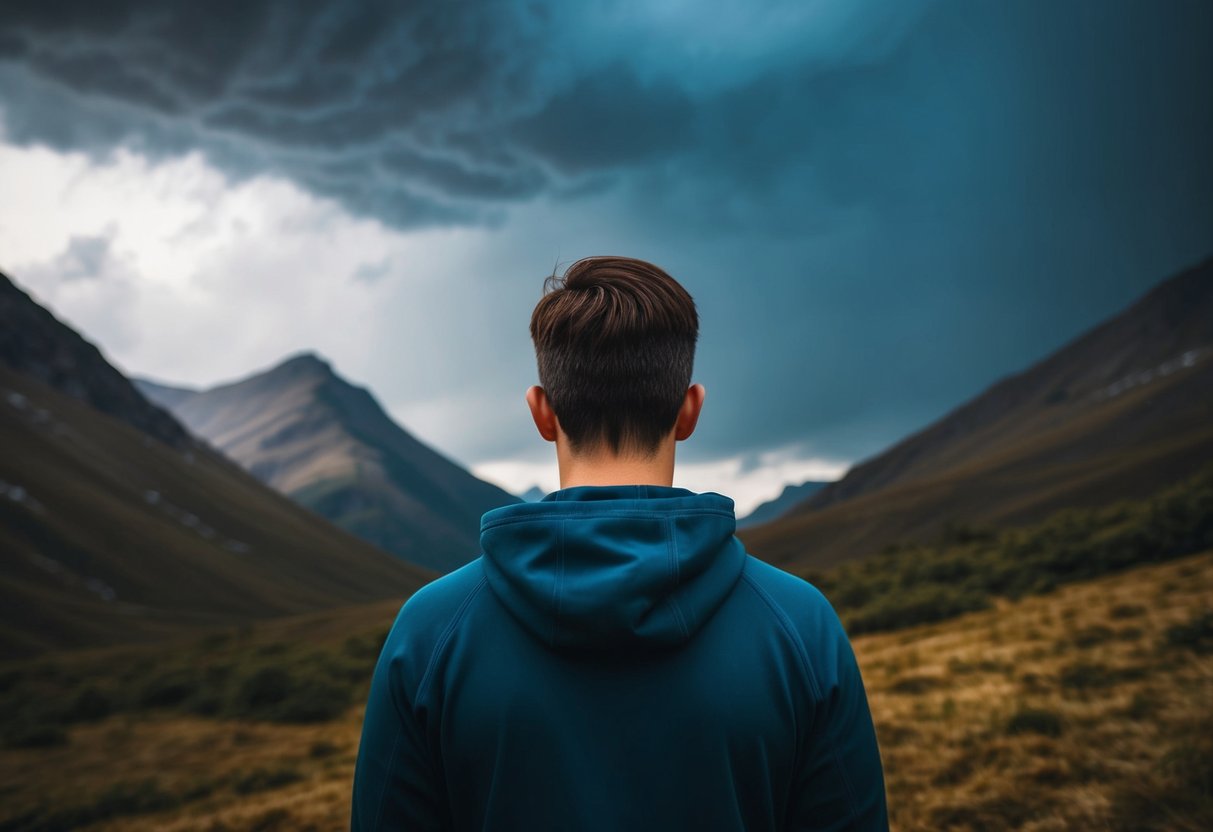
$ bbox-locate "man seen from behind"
[352,256,889,830]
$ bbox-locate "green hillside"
[0,363,432,658]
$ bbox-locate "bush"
[139,669,196,708]
[231,765,303,795]
[888,674,944,695]
[1057,661,1141,693]
[26,778,182,829]
[1069,624,1116,649]
[236,667,293,712]
[6,721,68,748]
[232,666,350,723]
[1006,707,1063,737]
[1163,610,1213,654]
[67,685,112,722]
[272,676,350,723]
[309,739,339,758]
[847,584,990,634]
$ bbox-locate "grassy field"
[1,548,1209,831]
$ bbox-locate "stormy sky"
[1,0,1210,512]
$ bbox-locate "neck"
[556,437,676,489]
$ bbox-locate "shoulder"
[395,557,488,632]
[378,559,488,698]
[740,555,843,633]
[738,555,854,695]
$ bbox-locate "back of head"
[529,256,699,456]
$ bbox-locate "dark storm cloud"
[0,0,939,229]
[0,0,562,226]
[509,69,698,174]
[0,0,726,228]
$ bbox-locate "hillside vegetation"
[0,364,431,658]
[808,462,1213,635]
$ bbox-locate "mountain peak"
[274,350,333,374]
[144,348,522,572]
[1,270,193,450]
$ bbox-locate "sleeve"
[351,603,448,831]
[787,600,889,832]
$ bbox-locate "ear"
[674,383,705,441]
[526,385,559,442]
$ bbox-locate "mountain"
[736,480,830,529]
[742,257,1213,569]
[136,353,521,573]
[0,273,432,658]
[521,485,547,502]
[0,275,190,450]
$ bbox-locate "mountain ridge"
[137,352,521,573]
[0,273,192,450]
[741,256,1213,569]
[0,274,433,658]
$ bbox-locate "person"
[351,256,888,831]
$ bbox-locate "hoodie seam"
[740,573,817,697]
[368,722,403,831]
[551,519,566,646]
[740,571,862,826]
[415,576,488,704]
[482,509,734,531]
[665,517,690,639]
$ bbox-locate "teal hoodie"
[352,485,888,831]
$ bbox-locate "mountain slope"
[137,353,520,573]
[0,275,190,449]
[742,257,1213,568]
[736,480,829,529]
[0,274,432,658]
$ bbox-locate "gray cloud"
[0,0,938,230]
[48,234,113,282]
[0,1,557,226]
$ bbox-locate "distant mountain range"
[521,485,547,502]
[741,257,1213,570]
[136,354,520,573]
[736,481,830,529]
[7,253,1211,655]
[0,273,431,658]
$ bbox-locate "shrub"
[236,667,293,712]
[1163,610,1213,654]
[68,685,112,722]
[272,676,350,723]
[309,739,340,758]
[846,584,990,634]
[1057,661,1141,692]
[232,666,350,723]
[139,669,196,708]
[6,721,68,748]
[1069,624,1115,648]
[1006,707,1063,737]
[231,765,303,795]
[888,674,943,695]
[1123,691,1158,721]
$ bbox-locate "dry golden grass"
[1,551,1209,831]
[864,549,1213,831]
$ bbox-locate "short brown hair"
[529,256,699,456]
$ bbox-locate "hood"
[480,484,746,650]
